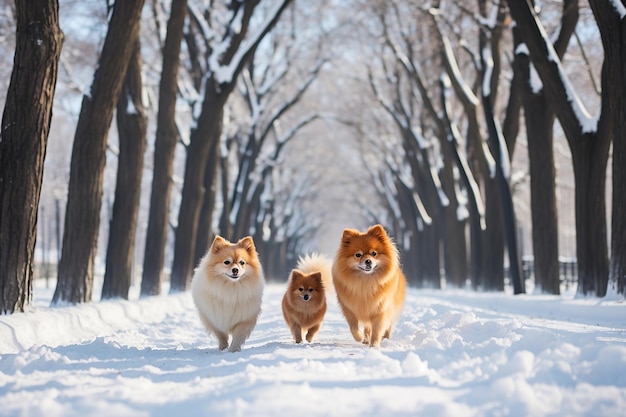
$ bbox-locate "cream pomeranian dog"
[332,224,406,347]
[191,235,264,352]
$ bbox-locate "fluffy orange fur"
[332,224,407,347]
[282,268,327,344]
[191,235,265,352]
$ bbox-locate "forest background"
[1,0,624,314]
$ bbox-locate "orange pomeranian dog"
[191,235,264,352]
[281,254,332,343]
[332,224,406,347]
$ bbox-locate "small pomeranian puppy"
[191,235,264,352]
[332,224,406,347]
[281,254,332,343]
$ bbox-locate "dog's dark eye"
[371,251,377,256]
[308,288,314,292]
[355,253,362,258]
[298,287,304,292]
[224,260,231,265]
[239,260,245,266]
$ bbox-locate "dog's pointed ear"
[341,228,360,247]
[311,272,323,287]
[368,224,388,242]
[238,236,256,253]
[211,235,229,253]
[290,270,303,281]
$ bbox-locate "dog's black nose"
[232,268,239,275]
[303,294,310,301]
[365,259,372,266]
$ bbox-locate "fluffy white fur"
[190,236,264,352]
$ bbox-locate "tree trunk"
[482,178,505,291]
[587,0,626,296]
[508,0,610,297]
[438,46,485,289]
[141,0,188,297]
[395,177,423,286]
[512,0,579,295]
[570,136,609,296]
[607,34,626,297]
[478,0,519,293]
[193,132,220,266]
[53,0,145,305]
[102,38,147,300]
[524,95,560,294]
[170,95,225,292]
[441,161,468,288]
[0,0,63,314]
[218,144,233,239]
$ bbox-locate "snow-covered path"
[1,284,625,417]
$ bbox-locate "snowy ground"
[1,279,625,417]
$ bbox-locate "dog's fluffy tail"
[296,253,335,296]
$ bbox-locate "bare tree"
[509,0,610,296]
[102,37,148,300]
[141,0,188,297]
[169,0,293,292]
[53,0,145,305]
[478,0,524,294]
[222,39,326,243]
[586,0,626,297]
[0,0,63,313]
[511,0,578,295]
[369,4,449,288]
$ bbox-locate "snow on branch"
[187,3,214,51]
[241,68,261,123]
[275,114,319,146]
[514,43,543,94]
[609,0,626,18]
[209,0,292,85]
[510,0,598,134]
[440,73,486,230]
[442,37,479,106]
[481,46,494,98]
[258,57,326,144]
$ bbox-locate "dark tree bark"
[523,92,560,294]
[587,0,626,297]
[440,137,468,288]
[0,0,63,314]
[394,177,424,285]
[102,38,147,300]
[436,36,487,289]
[478,0,514,292]
[512,0,578,295]
[53,0,145,305]
[192,129,220,267]
[218,137,234,239]
[508,0,610,297]
[439,75,486,289]
[141,0,188,297]
[170,99,224,292]
[411,159,442,288]
[482,96,524,294]
[169,0,293,292]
